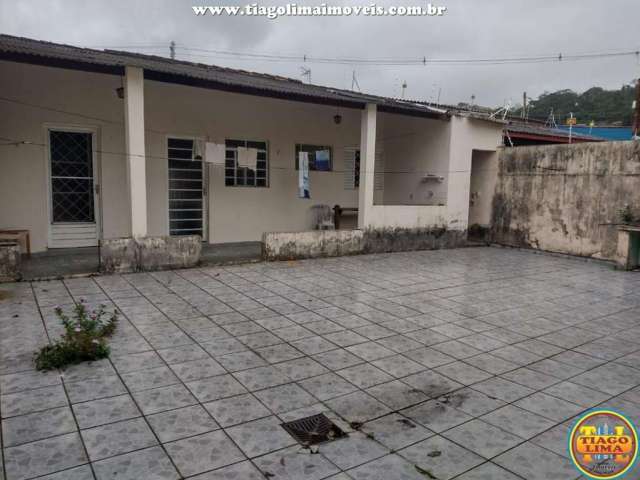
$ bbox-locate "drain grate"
[281,413,347,445]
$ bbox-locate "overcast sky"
[1,0,638,107]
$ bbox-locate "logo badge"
[569,410,638,479]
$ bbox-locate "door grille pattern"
[168,138,204,237]
[49,131,95,223]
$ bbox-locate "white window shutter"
[343,148,357,190]
[374,148,384,191]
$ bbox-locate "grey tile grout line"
[167,267,357,476]
[91,274,241,479]
[110,269,316,478]
[56,278,106,480]
[2,255,636,480]
[16,279,99,479]
[170,266,618,478]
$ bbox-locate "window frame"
[224,139,269,188]
[166,135,207,239]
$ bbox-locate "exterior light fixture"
[333,114,342,125]
[115,87,124,99]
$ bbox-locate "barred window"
[295,144,332,171]
[225,139,268,187]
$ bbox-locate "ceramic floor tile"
[494,442,580,480]
[254,445,340,479]
[204,393,272,427]
[346,453,427,480]
[1,385,68,418]
[361,413,434,450]
[81,417,157,461]
[92,446,180,480]
[186,374,247,402]
[232,365,290,391]
[1,406,76,447]
[336,363,394,389]
[320,432,389,470]
[188,460,263,479]
[147,405,219,442]
[254,383,317,413]
[297,373,358,401]
[165,430,245,477]
[72,394,141,429]
[480,405,557,440]
[325,391,391,423]
[443,419,522,459]
[399,435,484,480]
[132,384,198,415]
[402,400,473,433]
[226,416,296,458]
[65,375,127,404]
[4,432,88,480]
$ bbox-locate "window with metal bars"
[224,139,268,187]
[49,130,95,223]
[168,138,204,237]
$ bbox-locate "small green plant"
[619,205,634,225]
[34,301,118,370]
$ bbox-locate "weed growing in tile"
[34,302,118,370]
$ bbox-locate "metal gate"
[167,138,205,238]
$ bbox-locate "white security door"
[47,129,100,248]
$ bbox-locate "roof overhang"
[0,35,449,121]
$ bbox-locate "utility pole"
[170,41,176,60]
[401,80,407,98]
[522,92,527,120]
[633,78,640,139]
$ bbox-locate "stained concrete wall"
[262,227,467,260]
[469,150,499,227]
[490,141,640,260]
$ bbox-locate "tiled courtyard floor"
[1,247,640,480]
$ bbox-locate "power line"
[83,42,640,67]
[177,47,640,66]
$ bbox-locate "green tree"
[512,82,636,125]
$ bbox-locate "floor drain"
[281,413,347,445]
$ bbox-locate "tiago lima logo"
[569,410,638,479]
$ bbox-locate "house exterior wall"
[0,60,130,253]
[469,149,500,227]
[378,112,450,206]
[143,80,360,243]
[0,60,504,253]
[447,116,504,230]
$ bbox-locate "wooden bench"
[0,230,31,257]
[333,205,358,230]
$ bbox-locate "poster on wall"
[298,151,310,198]
[315,149,331,171]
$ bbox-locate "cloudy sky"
[1,0,638,107]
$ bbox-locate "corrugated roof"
[0,33,451,119]
[506,121,604,142]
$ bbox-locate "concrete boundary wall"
[262,228,467,260]
[490,141,640,261]
[262,230,364,260]
[100,236,201,273]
